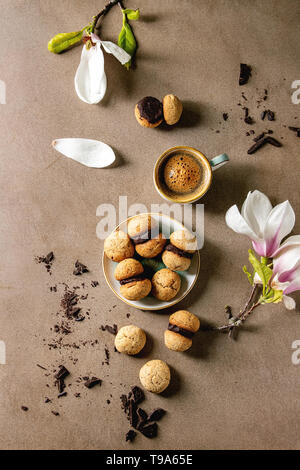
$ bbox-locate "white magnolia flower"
[270,235,300,310]
[74,33,131,104]
[225,190,295,258]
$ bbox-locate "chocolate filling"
[120,275,146,285]
[168,323,195,339]
[165,244,193,259]
[137,97,163,124]
[131,227,159,245]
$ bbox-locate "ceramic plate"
[102,213,200,311]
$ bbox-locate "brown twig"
[213,283,262,333]
[92,0,125,33]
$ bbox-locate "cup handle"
[209,153,229,171]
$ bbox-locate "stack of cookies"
[104,214,198,302]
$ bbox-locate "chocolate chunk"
[54,365,70,380]
[56,378,65,393]
[267,110,275,121]
[239,63,252,86]
[243,107,254,125]
[73,260,89,276]
[168,323,195,339]
[148,408,166,422]
[139,422,158,438]
[288,126,300,137]
[165,244,193,259]
[131,386,145,405]
[84,377,102,389]
[137,407,148,423]
[129,400,138,428]
[222,113,228,121]
[247,137,269,154]
[137,97,163,124]
[100,324,118,335]
[21,406,28,412]
[119,275,146,285]
[126,430,137,442]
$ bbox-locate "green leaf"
[242,265,253,285]
[141,258,165,273]
[48,30,85,54]
[123,8,140,20]
[118,16,137,69]
[261,289,283,304]
[248,249,273,294]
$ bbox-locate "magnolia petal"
[283,295,296,310]
[74,43,107,104]
[273,239,300,274]
[241,190,272,238]
[101,40,131,65]
[52,138,115,168]
[272,235,300,258]
[262,200,295,257]
[225,205,260,241]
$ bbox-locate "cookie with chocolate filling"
[127,214,159,244]
[162,244,193,271]
[164,310,200,351]
[135,233,167,258]
[135,97,163,128]
[151,268,181,301]
[115,258,151,301]
[170,229,197,253]
[104,230,134,262]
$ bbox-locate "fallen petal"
[283,295,296,310]
[52,138,115,168]
[74,43,107,104]
[101,40,131,65]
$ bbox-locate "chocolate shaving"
[239,63,252,86]
[247,136,282,154]
[288,126,300,137]
[84,377,102,389]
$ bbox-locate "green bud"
[48,30,84,54]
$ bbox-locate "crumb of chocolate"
[58,392,67,398]
[222,113,228,121]
[44,398,51,403]
[126,430,137,442]
[36,364,47,371]
[54,365,70,380]
[21,406,29,412]
[100,324,118,335]
[51,411,60,416]
[73,260,89,276]
[239,63,252,86]
[91,280,99,287]
[35,251,54,275]
[267,110,275,121]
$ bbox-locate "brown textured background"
[1,0,300,450]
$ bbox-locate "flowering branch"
[211,190,299,339]
[91,0,124,33]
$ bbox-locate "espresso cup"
[153,146,229,203]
